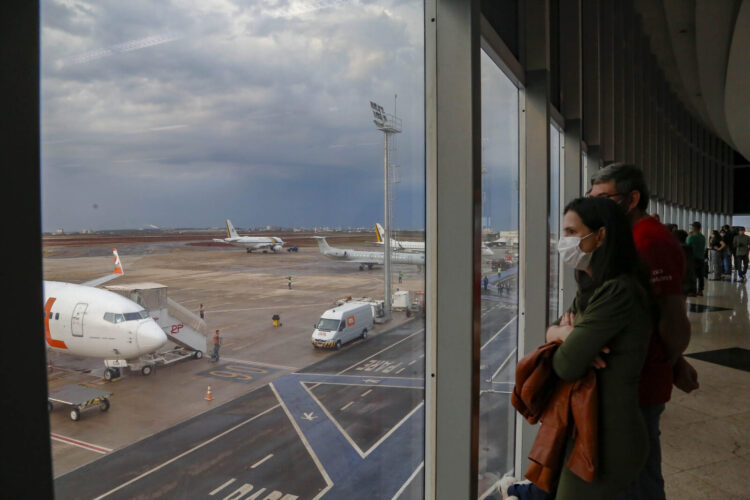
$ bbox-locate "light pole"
[370,100,402,321]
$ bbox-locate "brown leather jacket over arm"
[511,341,598,493]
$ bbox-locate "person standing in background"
[721,225,733,277]
[709,230,726,281]
[199,303,205,320]
[733,227,750,282]
[686,222,706,296]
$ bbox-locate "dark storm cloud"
[41,0,425,231]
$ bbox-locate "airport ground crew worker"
[199,303,205,319]
[398,271,403,284]
[211,329,221,362]
[287,276,293,290]
[482,276,489,291]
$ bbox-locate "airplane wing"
[81,249,124,287]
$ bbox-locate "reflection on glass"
[548,125,562,322]
[42,1,425,498]
[477,49,520,497]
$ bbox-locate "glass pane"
[477,48,520,497]
[42,1,426,498]
[548,125,562,322]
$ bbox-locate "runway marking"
[340,401,353,411]
[220,357,297,371]
[269,383,333,500]
[391,461,424,500]
[360,389,372,397]
[338,328,424,375]
[396,368,405,374]
[481,315,517,351]
[487,347,517,383]
[408,359,417,365]
[232,343,253,352]
[50,433,112,455]
[209,478,235,496]
[92,404,280,499]
[250,454,274,469]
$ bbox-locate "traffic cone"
[205,385,213,401]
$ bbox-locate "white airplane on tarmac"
[374,223,494,256]
[314,236,424,271]
[213,219,284,253]
[44,249,168,381]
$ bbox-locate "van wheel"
[361,329,368,340]
[335,340,342,350]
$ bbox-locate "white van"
[311,302,373,350]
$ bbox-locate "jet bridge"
[106,283,208,355]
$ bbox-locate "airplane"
[44,249,168,381]
[213,219,285,253]
[374,222,494,256]
[314,236,424,271]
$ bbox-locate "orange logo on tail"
[44,297,67,349]
[113,249,123,275]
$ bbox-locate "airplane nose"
[137,320,168,353]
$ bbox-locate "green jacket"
[686,232,706,260]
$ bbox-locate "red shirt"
[632,216,685,405]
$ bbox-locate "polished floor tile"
[663,278,750,499]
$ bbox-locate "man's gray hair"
[590,163,650,210]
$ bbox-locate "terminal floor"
[662,276,750,499]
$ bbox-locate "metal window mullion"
[425,1,482,499]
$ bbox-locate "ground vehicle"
[311,302,373,349]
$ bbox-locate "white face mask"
[557,233,595,270]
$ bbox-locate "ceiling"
[634,0,750,163]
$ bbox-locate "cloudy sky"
[41,0,521,233]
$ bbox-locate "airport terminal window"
[478,48,520,496]
[42,1,425,498]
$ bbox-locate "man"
[398,271,403,284]
[287,276,293,290]
[482,275,489,291]
[686,222,706,296]
[199,303,205,320]
[721,225,733,277]
[589,163,698,500]
[733,227,750,282]
[211,329,221,362]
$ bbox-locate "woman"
[709,230,726,281]
[545,197,654,499]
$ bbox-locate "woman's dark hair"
[674,229,688,244]
[564,197,651,310]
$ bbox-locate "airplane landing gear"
[359,265,365,271]
[103,368,121,381]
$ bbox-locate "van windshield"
[316,318,341,331]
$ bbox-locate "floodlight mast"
[370,100,402,321]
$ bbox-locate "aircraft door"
[71,303,88,337]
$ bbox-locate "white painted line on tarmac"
[50,433,112,455]
[209,478,236,496]
[487,347,517,383]
[338,328,424,375]
[391,461,424,500]
[250,454,274,469]
[396,368,405,374]
[340,401,353,411]
[360,389,372,397]
[269,384,333,500]
[220,357,297,371]
[408,359,417,366]
[93,404,280,499]
[480,315,517,351]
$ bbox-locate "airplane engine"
[273,245,283,252]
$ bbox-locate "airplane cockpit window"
[103,313,115,323]
[123,310,149,321]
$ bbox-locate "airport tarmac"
[44,235,518,499]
